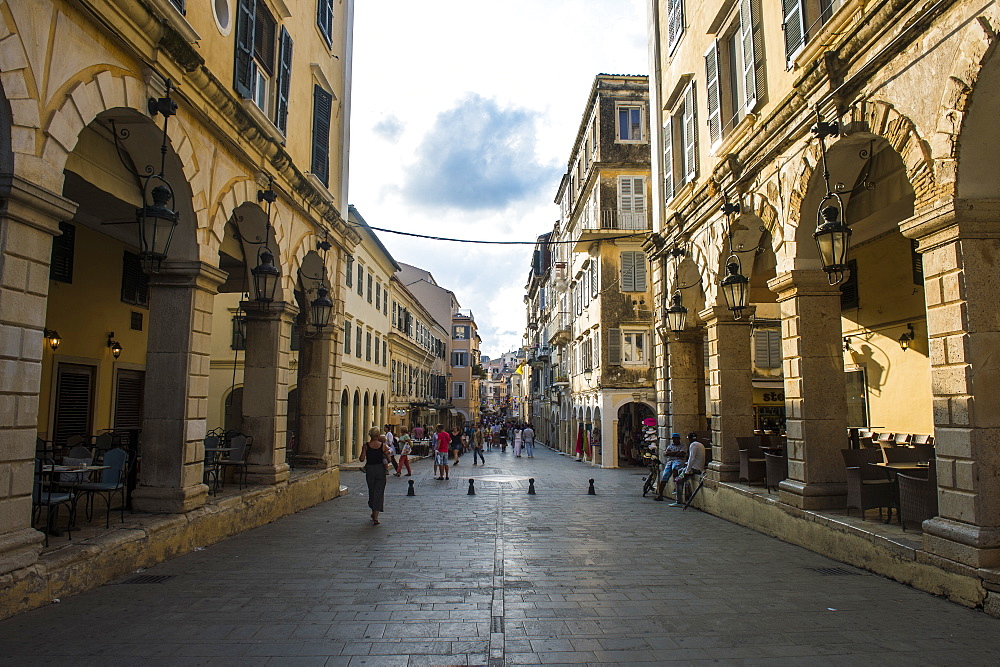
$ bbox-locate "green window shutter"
[345,255,353,286]
[311,84,333,186]
[233,0,255,98]
[344,320,351,354]
[274,27,293,135]
[621,252,636,292]
[50,221,75,283]
[317,0,333,46]
[608,327,622,365]
[782,0,806,64]
[682,83,698,183]
[663,120,674,202]
[705,41,722,145]
[634,253,648,291]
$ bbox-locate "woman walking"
[513,424,524,457]
[472,426,486,465]
[359,427,391,525]
[395,426,413,476]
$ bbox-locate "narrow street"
[2,446,998,665]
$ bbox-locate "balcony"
[574,209,650,251]
[549,315,571,346]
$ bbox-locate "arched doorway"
[340,389,350,464]
[618,402,654,465]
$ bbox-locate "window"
[590,260,599,297]
[344,320,351,354]
[705,0,765,145]
[622,331,646,364]
[845,368,869,427]
[453,325,468,340]
[617,105,643,142]
[355,327,362,358]
[617,176,647,230]
[375,282,381,310]
[754,329,782,369]
[366,272,373,303]
[50,221,75,283]
[366,331,372,361]
[232,315,247,350]
[783,0,843,65]
[311,84,333,186]
[392,302,397,327]
[290,320,300,351]
[345,255,353,286]
[374,334,380,364]
[234,0,291,131]
[620,251,648,292]
[453,382,466,400]
[452,351,468,367]
[663,80,698,202]
[356,265,363,295]
[667,0,685,54]
[316,0,333,47]
[840,259,859,310]
[383,290,388,315]
[911,239,923,285]
[382,339,387,367]
[121,251,150,307]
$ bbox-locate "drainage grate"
[118,574,176,584]
[809,567,859,576]
[491,616,504,633]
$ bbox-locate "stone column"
[667,330,705,438]
[133,261,226,513]
[292,326,335,468]
[701,305,755,481]
[0,176,76,573]
[769,270,849,509]
[241,300,295,485]
[904,202,1000,568]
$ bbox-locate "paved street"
[1,445,999,665]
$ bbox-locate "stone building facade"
[646,0,1000,611]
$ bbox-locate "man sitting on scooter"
[654,433,687,502]
[670,433,706,507]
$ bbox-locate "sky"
[348,0,650,359]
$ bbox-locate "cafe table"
[870,461,932,523]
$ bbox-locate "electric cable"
[346,222,651,245]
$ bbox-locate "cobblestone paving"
[2,445,999,665]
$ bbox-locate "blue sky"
[349,0,649,358]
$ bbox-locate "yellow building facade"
[0,0,356,605]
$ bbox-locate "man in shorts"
[654,433,687,501]
[670,433,706,506]
[435,424,451,480]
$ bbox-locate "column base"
[131,484,208,514]
[246,463,291,485]
[289,454,331,469]
[923,517,1000,568]
[0,527,45,576]
[778,480,847,509]
[708,461,740,482]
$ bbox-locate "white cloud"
[349,0,648,357]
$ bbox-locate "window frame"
[621,330,648,365]
[616,104,645,143]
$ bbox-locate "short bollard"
[588,479,596,495]
[407,480,415,496]
[528,478,536,495]
[468,479,476,495]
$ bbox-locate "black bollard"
[528,478,536,495]
[468,479,476,495]
[588,478,596,495]
[407,480,415,496]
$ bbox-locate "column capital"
[241,300,299,320]
[148,260,228,292]
[0,174,77,235]
[768,270,842,300]
[901,198,1000,252]
[698,304,756,325]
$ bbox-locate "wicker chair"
[882,445,922,464]
[898,461,938,531]
[737,437,766,486]
[764,450,787,494]
[842,448,893,520]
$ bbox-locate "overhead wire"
[345,222,651,245]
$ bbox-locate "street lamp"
[44,329,61,351]
[107,332,122,359]
[583,367,593,383]
[250,186,280,304]
[310,285,333,329]
[666,292,688,333]
[898,323,915,350]
[811,111,852,284]
[719,201,750,319]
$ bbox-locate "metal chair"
[203,433,222,493]
[73,447,129,528]
[894,433,913,445]
[764,450,787,494]
[32,457,77,546]
[216,434,251,490]
[737,436,766,486]
[842,448,893,520]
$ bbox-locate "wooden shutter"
[634,253,648,291]
[740,0,765,112]
[682,83,697,183]
[233,0,256,98]
[705,41,722,145]
[291,320,301,351]
[53,364,94,447]
[663,121,674,202]
[345,255,353,286]
[169,0,186,14]
[317,0,333,45]
[911,239,923,285]
[608,328,622,365]
[667,0,684,53]
[768,330,782,369]
[275,27,293,134]
[344,320,351,353]
[121,251,149,307]
[782,0,806,64]
[311,85,333,186]
[618,177,644,214]
[620,253,633,292]
[113,370,144,431]
[254,1,276,75]
[840,259,859,310]
[590,260,599,297]
[754,331,781,369]
[49,221,75,283]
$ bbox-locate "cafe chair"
[73,447,129,528]
[737,437,766,486]
[764,450,788,494]
[894,433,913,445]
[882,445,922,465]
[32,457,77,546]
[898,460,938,531]
[842,449,893,520]
[203,433,222,493]
[60,445,94,486]
[911,434,933,445]
[216,434,251,491]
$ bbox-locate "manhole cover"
[809,567,859,576]
[118,575,176,584]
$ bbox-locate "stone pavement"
[1,445,999,666]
